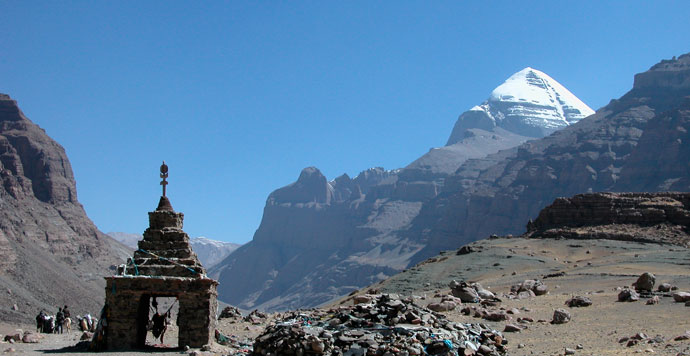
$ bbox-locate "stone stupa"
[101,162,218,350]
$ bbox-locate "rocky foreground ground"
[1,237,689,355]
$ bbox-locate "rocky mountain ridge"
[212,67,594,311]
[0,94,129,324]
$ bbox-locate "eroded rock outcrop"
[525,192,690,246]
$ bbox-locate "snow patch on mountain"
[190,237,241,269]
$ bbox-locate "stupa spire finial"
[160,161,169,197]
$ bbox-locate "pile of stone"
[508,280,548,299]
[219,306,243,320]
[244,310,269,324]
[253,294,507,355]
[618,332,665,347]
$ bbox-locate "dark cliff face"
[0,95,77,204]
[213,166,403,310]
[617,99,690,191]
[0,94,128,323]
[408,54,690,261]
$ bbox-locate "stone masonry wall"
[105,276,218,349]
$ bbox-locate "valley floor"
[1,238,689,355]
[337,237,690,355]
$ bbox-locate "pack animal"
[64,317,71,333]
[36,313,55,333]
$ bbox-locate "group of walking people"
[35,305,71,334]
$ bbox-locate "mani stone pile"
[252,293,506,356]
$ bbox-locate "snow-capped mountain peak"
[447,67,594,144]
[489,67,593,124]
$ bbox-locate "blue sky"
[1,2,688,243]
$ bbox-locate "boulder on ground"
[4,332,22,343]
[449,280,480,303]
[457,245,474,255]
[517,290,536,299]
[353,294,375,305]
[22,332,39,343]
[551,309,571,324]
[646,296,660,305]
[427,301,457,312]
[673,292,690,303]
[472,282,496,299]
[511,279,548,296]
[657,283,673,292]
[565,295,592,307]
[618,288,640,302]
[441,295,462,304]
[674,331,690,341]
[634,272,656,292]
[534,284,549,296]
[504,324,523,332]
[484,310,510,321]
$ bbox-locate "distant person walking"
[36,310,46,332]
[62,305,72,333]
[55,307,64,334]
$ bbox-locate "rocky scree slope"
[212,68,593,311]
[0,94,130,324]
[341,235,690,356]
[408,53,690,262]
